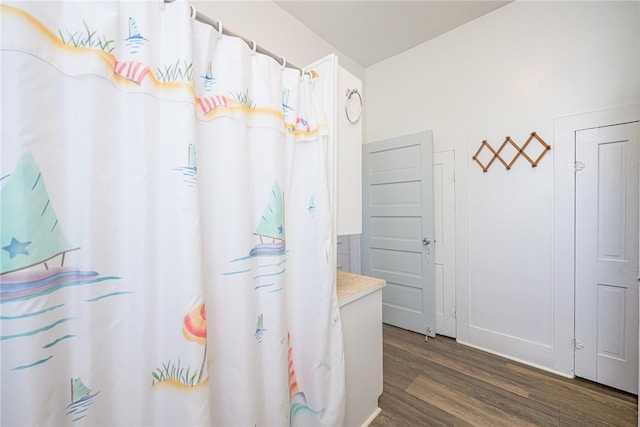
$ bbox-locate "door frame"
[434,150,456,338]
[553,104,640,377]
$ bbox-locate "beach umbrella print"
[182,303,207,384]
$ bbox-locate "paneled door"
[362,131,435,336]
[575,121,639,394]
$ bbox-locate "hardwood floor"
[370,324,638,427]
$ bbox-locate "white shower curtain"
[0,1,345,425]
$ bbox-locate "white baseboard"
[457,339,574,379]
[361,407,382,427]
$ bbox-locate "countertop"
[337,271,386,307]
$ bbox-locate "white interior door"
[362,131,435,336]
[575,121,639,394]
[434,150,456,338]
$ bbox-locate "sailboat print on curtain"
[0,152,121,302]
[65,377,100,422]
[254,313,266,343]
[173,143,197,188]
[307,195,316,217]
[222,180,287,292]
[201,61,216,91]
[1,152,78,275]
[250,181,285,256]
[124,16,147,54]
[1,152,124,376]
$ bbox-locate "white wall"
[365,0,639,375]
[189,1,364,80]
[191,0,640,376]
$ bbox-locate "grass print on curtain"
[0,1,345,425]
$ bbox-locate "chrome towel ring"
[345,88,362,124]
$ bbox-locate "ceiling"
[274,1,512,67]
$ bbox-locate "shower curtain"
[0,1,345,425]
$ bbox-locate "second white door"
[575,121,639,394]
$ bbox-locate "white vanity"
[337,271,385,427]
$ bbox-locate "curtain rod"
[164,0,303,73]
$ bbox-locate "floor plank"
[370,324,638,427]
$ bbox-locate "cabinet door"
[337,235,351,254]
[336,66,362,235]
[337,235,351,272]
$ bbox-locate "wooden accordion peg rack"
[472,132,551,173]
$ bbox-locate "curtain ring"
[250,40,257,55]
[217,21,223,39]
[189,4,196,19]
[302,70,317,82]
[345,88,362,124]
[280,56,287,70]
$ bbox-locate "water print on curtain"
[0,1,345,425]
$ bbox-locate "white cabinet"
[336,66,362,236]
[338,271,384,427]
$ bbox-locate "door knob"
[422,238,431,245]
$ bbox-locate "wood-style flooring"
[370,324,638,427]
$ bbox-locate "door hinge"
[449,310,456,319]
[572,338,584,351]
[574,161,585,172]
